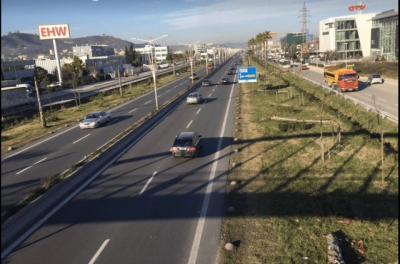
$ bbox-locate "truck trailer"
[1,86,36,117]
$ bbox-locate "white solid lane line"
[88,239,110,264]
[140,172,157,195]
[73,134,91,144]
[188,77,235,264]
[16,157,48,175]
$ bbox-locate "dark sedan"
[202,79,212,86]
[220,77,230,84]
[170,132,202,158]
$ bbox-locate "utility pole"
[299,1,310,62]
[118,63,122,97]
[34,76,46,128]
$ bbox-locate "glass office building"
[370,9,398,61]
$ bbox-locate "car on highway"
[220,77,230,84]
[79,110,111,129]
[47,82,61,88]
[189,73,198,80]
[170,132,203,158]
[226,70,233,75]
[367,74,383,85]
[202,79,212,86]
[229,66,235,70]
[186,92,203,104]
[300,65,308,70]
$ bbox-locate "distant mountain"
[1,32,143,59]
[1,32,247,59]
[222,42,247,49]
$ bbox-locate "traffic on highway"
[1,55,398,263]
[2,56,240,263]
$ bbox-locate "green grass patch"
[219,60,398,264]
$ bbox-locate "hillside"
[1,32,144,58]
[1,32,247,59]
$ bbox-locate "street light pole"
[179,41,200,85]
[132,34,169,111]
[218,46,221,65]
[344,42,348,67]
[213,48,216,68]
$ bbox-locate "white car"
[47,82,61,88]
[367,74,383,85]
[79,110,111,129]
[186,92,203,104]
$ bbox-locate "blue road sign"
[238,66,257,83]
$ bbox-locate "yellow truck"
[323,64,359,92]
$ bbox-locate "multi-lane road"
[1,62,209,215]
[2,57,238,263]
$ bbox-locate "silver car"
[367,74,383,85]
[186,92,203,104]
[79,110,111,129]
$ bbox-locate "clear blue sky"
[1,0,397,46]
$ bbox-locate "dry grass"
[218,62,398,264]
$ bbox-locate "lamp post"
[217,45,221,66]
[213,48,216,68]
[132,34,169,111]
[179,41,200,85]
[205,43,213,75]
[344,42,348,67]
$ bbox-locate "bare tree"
[34,77,47,128]
[372,95,385,185]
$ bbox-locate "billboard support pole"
[53,39,63,84]
[38,24,71,85]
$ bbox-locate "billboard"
[238,67,257,83]
[38,24,70,40]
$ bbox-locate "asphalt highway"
[2,58,239,263]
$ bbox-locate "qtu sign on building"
[38,24,71,84]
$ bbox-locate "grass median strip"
[218,62,398,263]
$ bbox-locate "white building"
[135,45,169,64]
[319,13,377,60]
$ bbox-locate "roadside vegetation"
[218,60,398,263]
